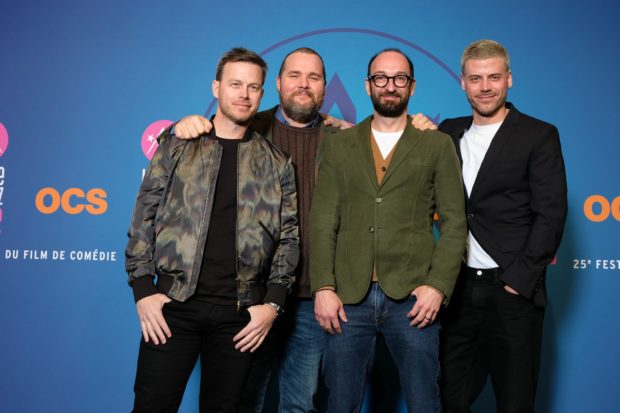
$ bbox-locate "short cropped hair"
[461,40,510,73]
[278,47,326,82]
[215,47,268,84]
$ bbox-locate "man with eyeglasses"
[310,48,466,412]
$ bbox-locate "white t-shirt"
[372,129,403,159]
[460,121,503,268]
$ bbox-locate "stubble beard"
[219,102,255,126]
[469,93,506,120]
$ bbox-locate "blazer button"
[467,213,474,219]
[369,226,375,233]
[375,197,383,203]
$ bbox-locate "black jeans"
[133,296,267,413]
[440,266,545,413]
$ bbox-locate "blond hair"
[461,40,510,73]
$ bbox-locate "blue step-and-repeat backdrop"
[1,1,618,412]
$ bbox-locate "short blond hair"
[461,40,510,73]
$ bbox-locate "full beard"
[280,90,323,124]
[371,92,409,118]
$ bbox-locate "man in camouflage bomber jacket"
[125,48,299,412]
[125,124,299,307]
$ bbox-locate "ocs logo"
[583,195,620,222]
[35,187,108,215]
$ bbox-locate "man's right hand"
[174,115,213,139]
[136,293,172,345]
[314,289,347,334]
[322,114,354,130]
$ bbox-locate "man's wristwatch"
[264,302,284,315]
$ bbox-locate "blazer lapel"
[379,120,423,189]
[452,119,471,201]
[355,117,380,191]
[452,126,466,167]
[468,104,520,202]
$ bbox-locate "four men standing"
[126,40,567,412]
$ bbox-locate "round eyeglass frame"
[367,74,413,88]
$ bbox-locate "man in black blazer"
[439,40,567,413]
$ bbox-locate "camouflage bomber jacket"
[125,129,299,307]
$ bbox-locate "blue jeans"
[243,299,326,412]
[278,299,327,413]
[323,283,441,413]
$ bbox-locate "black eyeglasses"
[367,74,413,88]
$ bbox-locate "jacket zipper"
[236,142,241,312]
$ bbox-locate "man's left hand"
[233,304,278,353]
[411,113,437,131]
[504,285,519,295]
[407,285,444,328]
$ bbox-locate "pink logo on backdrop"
[141,120,173,160]
[0,122,8,158]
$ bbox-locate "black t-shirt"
[197,129,252,304]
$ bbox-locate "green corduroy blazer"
[309,115,467,304]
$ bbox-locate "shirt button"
[381,166,387,172]
[369,226,375,233]
[467,213,474,219]
[376,197,383,203]
[476,270,482,276]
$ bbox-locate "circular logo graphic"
[0,122,8,158]
[141,120,173,160]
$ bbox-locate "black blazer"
[439,103,567,306]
